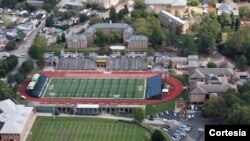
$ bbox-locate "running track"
[19,71,184,105]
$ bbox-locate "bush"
[207,62,217,68]
[190,0,199,6]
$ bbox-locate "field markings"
[127,124,132,141]
[35,121,50,141]
[122,124,127,141]
[80,122,88,141]
[43,122,54,141]
[106,123,114,141]
[132,125,137,141]
[54,121,64,141]
[41,78,52,98]
[103,123,109,141]
[65,122,74,141]
[74,122,82,141]
[59,121,68,141]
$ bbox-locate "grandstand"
[56,58,96,70]
[27,74,48,97]
[106,58,147,70]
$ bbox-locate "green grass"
[42,77,146,99]
[145,91,188,115]
[27,117,151,141]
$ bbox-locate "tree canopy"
[151,129,166,141]
[5,41,16,51]
[133,108,145,122]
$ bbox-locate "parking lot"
[147,110,220,141]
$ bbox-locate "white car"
[162,128,168,132]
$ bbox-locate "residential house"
[67,34,88,48]
[145,0,187,13]
[163,55,198,70]
[128,35,148,48]
[159,10,189,33]
[0,99,35,141]
[0,35,8,50]
[17,22,35,39]
[27,0,45,7]
[216,2,239,16]
[64,2,83,10]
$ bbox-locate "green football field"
[27,117,151,141]
[42,77,146,99]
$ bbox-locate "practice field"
[42,77,146,99]
[27,117,151,141]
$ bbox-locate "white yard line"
[55,122,64,141]
[132,126,136,141]
[74,122,82,141]
[59,121,68,141]
[35,121,50,141]
[41,78,52,98]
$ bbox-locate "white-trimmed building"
[145,0,187,13]
[0,99,35,141]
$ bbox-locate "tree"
[56,35,61,43]
[5,55,18,71]
[146,16,163,47]
[37,56,45,68]
[0,80,14,100]
[95,30,106,47]
[235,18,241,31]
[110,30,122,43]
[61,33,66,43]
[124,4,129,14]
[151,129,165,141]
[118,9,125,20]
[202,96,227,118]
[165,30,178,49]
[45,16,53,27]
[207,62,217,68]
[226,104,250,125]
[217,13,232,28]
[177,34,197,55]
[7,74,15,84]
[197,33,215,55]
[89,15,102,25]
[28,44,44,59]
[54,49,61,57]
[133,18,150,36]
[34,35,48,48]
[14,72,25,85]
[237,55,247,71]
[190,0,199,6]
[83,49,90,57]
[80,14,88,23]
[5,41,16,51]
[134,0,146,10]
[20,60,34,75]
[2,15,14,28]
[0,69,6,78]
[208,0,217,7]
[1,0,17,8]
[109,6,118,22]
[17,30,26,41]
[239,6,250,19]
[133,108,145,122]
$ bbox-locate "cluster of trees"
[202,83,250,124]
[109,5,129,23]
[217,13,240,31]
[239,6,250,19]
[56,33,66,44]
[86,3,106,11]
[0,80,17,100]
[0,55,18,78]
[28,34,46,68]
[219,26,250,71]
[95,29,122,47]
[5,41,17,51]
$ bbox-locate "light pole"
[169,19,172,52]
[49,92,56,119]
[113,95,120,118]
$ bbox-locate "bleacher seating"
[56,58,97,70]
[28,75,47,97]
[106,58,147,70]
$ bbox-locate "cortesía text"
[205,125,249,141]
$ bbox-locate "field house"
[21,71,173,115]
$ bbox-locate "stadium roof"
[145,0,187,6]
[28,81,36,89]
[32,73,40,82]
[76,104,99,108]
[110,46,126,50]
[159,10,186,25]
[0,99,33,134]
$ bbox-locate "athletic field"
[42,77,146,99]
[27,117,151,141]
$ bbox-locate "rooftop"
[93,23,130,29]
[145,0,187,6]
[0,99,33,134]
[159,10,186,25]
[129,35,148,41]
[67,34,87,41]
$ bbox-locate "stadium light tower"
[49,92,56,119]
[113,95,120,118]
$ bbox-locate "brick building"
[128,35,148,48]
[67,34,87,48]
[0,99,35,141]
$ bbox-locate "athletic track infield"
[19,71,184,105]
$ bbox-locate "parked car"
[162,128,168,132]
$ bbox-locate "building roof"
[84,27,96,34]
[189,68,234,79]
[129,35,148,41]
[159,10,186,25]
[93,23,130,29]
[216,3,239,16]
[27,0,44,4]
[124,27,134,34]
[0,99,33,134]
[67,34,87,41]
[145,0,187,6]
[32,73,40,82]
[190,83,237,94]
[188,55,198,60]
[171,57,187,62]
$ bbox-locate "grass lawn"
[27,117,151,141]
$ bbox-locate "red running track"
[19,71,184,105]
